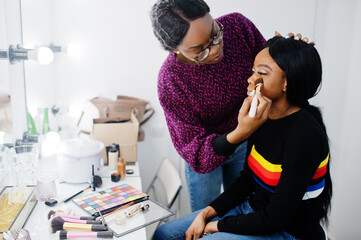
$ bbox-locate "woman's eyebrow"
[188,21,215,50]
[256,64,273,72]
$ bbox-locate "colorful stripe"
[249,145,328,200]
[248,145,282,186]
[312,154,329,179]
[253,176,275,192]
[303,179,325,200]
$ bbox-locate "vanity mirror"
[20,0,161,143]
[0,1,13,137]
[0,0,28,142]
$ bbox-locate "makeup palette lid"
[57,138,104,158]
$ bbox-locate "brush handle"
[63,185,91,203]
[63,222,107,231]
[55,213,95,220]
[249,94,258,118]
[63,191,83,203]
[58,230,113,239]
[101,202,134,219]
[61,217,102,225]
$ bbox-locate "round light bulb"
[27,47,54,65]
[46,131,61,146]
[41,131,61,157]
[37,47,54,65]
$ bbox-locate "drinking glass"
[10,144,38,185]
[0,145,10,189]
[35,175,57,201]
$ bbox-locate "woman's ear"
[283,80,287,92]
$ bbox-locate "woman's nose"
[248,75,263,89]
[248,74,257,85]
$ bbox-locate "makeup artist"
[150,0,266,211]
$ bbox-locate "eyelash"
[251,69,267,76]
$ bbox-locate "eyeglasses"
[193,20,224,62]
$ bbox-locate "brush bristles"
[57,231,68,239]
[51,216,66,233]
[55,231,64,239]
[48,210,57,220]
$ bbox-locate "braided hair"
[150,0,210,51]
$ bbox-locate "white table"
[23,161,147,240]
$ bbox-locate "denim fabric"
[185,141,248,211]
[152,200,298,240]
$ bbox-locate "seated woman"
[153,33,332,240]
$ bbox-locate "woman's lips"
[247,88,254,96]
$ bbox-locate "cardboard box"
[92,112,139,164]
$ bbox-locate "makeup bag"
[90,95,154,141]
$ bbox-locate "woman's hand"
[204,221,219,234]
[185,212,207,240]
[185,206,217,240]
[227,92,272,144]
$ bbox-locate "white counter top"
[23,160,147,240]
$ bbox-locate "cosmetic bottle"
[108,148,118,171]
[117,157,126,179]
[42,108,50,134]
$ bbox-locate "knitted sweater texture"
[158,13,265,173]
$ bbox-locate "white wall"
[15,0,361,238]
[21,0,56,111]
[317,1,361,239]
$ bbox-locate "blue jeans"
[153,200,298,240]
[185,141,248,211]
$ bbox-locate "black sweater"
[210,109,329,239]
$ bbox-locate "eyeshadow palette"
[73,184,148,216]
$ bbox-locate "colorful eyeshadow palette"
[72,184,148,216]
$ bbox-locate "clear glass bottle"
[42,108,50,134]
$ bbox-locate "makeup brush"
[45,185,91,206]
[63,185,91,203]
[55,230,113,239]
[50,216,107,233]
[92,164,103,191]
[96,208,108,229]
[249,78,264,118]
[96,201,134,221]
[60,216,102,225]
[47,210,96,220]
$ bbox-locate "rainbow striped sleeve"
[248,145,329,200]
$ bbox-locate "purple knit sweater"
[158,13,265,174]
